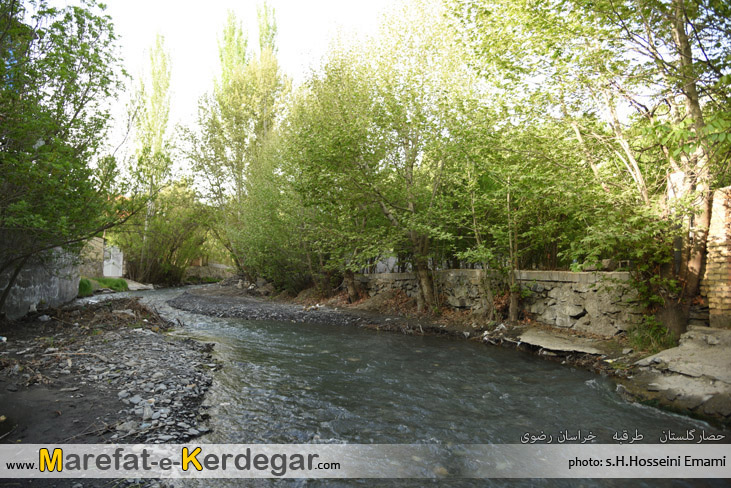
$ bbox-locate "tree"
[0,0,130,315]
[118,33,175,282]
[450,0,731,328]
[286,0,476,312]
[111,180,208,284]
[183,5,288,278]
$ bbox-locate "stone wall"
[357,269,642,338]
[0,250,79,320]
[703,186,731,328]
[185,262,236,281]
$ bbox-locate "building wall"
[703,186,731,328]
[185,262,236,281]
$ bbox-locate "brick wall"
[703,187,731,328]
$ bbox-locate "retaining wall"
[357,269,643,338]
[0,250,79,320]
[185,262,236,281]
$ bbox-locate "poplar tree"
[184,4,287,278]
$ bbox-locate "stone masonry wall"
[357,269,643,338]
[0,249,79,320]
[703,186,731,328]
[185,262,236,281]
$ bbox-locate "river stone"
[116,420,137,433]
[701,394,731,417]
[518,328,604,355]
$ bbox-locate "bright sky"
[104,0,394,129]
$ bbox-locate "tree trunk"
[670,0,712,329]
[507,176,520,324]
[343,269,361,303]
[0,255,30,318]
[680,191,712,317]
[509,283,520,324]
[414,258,436,314]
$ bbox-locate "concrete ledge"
[516,270,631,283]
[359,269,631,284]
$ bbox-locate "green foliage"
[110,181,208,284]
[1,0,133,313]
[628,316,679,354]
[566,201,682,344]
[78,278,93,298]
[92,277,129,292]
[133,33,172,195]
[183,9,289,279]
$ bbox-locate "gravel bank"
[0,298,216,445]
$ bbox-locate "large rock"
[518,328,604,355]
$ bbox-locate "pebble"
[5,301,216,445]
[116,420,137,432]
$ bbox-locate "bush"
[110,181,208,285]
[93,277,128,292]
[78,278,93,297]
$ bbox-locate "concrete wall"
[703,186,731,328]
[0,250,79,320]
[357,269,643,338]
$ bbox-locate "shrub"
[78,278,93,297]
[93,277,129,292]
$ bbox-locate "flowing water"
[111,288,726,487]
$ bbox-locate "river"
[119,287,726,487]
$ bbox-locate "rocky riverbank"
[0,298,215,445]
[170,283,731,428]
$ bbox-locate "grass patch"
[628,317,678,354]
[78,278,93,297]
[93,277,129,292]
